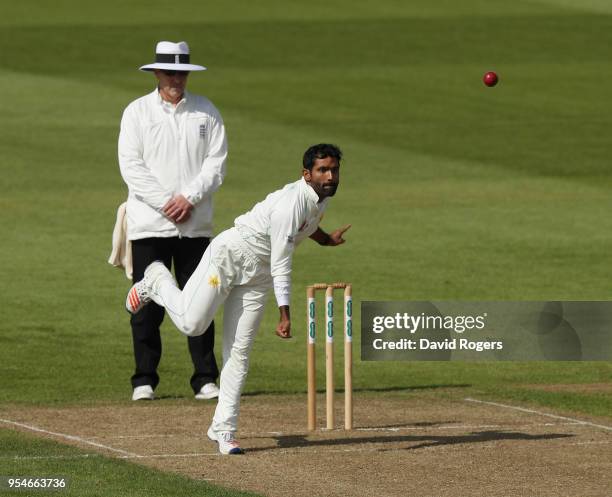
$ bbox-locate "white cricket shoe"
[125,261,173,314]
[132,385,155,401]
[195,383,220,400]
[207,426,244,455]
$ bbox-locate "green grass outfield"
[1,0,611,495]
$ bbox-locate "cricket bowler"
[125,143,350,454]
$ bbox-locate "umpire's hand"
[163,194,193,223]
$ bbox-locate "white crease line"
[0,418,140,457]
[90,434,190,440]
[0,454,98,461]
[569,440,612,446]
[118,452,220,459]
[355,422,581,432]
[464,398,612,432]
[1,453,221,465]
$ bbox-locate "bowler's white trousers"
[149,227,272,432]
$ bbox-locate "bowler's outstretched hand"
[328,224,351,246]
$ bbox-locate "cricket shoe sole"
[125,280,150,314]
[125,261,174,314]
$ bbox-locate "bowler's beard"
[322,184,338,197]
[316,183,338,199]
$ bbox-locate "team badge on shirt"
[199,124,207,138]
[208,275,220,288]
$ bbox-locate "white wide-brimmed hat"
[139,41,206,72]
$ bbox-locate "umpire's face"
[304,156,340,200]
[154,69,189,104]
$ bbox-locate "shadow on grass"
[248,431,574,453]
[242,384,472,397]
[361,421,458,429]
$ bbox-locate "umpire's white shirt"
[118,89,227,240]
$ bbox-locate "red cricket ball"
[483,71,498,87]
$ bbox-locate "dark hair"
[302,143,342,171]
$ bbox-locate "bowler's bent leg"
[212,284,269,432]
[149,241,229,337]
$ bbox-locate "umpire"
[118,41,226,401]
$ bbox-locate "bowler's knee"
[230,343,253,364]
[180,319,208,337]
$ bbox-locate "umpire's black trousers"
[130,236,219,393]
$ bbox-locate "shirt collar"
[300,177,323,204]
[155,89,188,111]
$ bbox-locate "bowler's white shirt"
[235,178,329,281]
[118,89,227,240]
